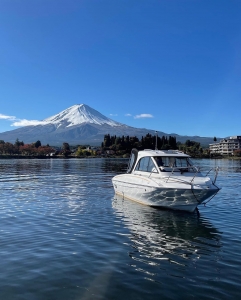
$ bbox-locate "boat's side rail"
[205,167,219,184]
[163,175,195,186]
[162,168,219,186]
[164,165,200,183]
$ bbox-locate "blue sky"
[0,0,241,138]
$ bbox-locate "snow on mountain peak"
[43,104,122,127]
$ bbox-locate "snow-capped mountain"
[0,104,136,145]
[0,104,215,146]
[43,104,123,128]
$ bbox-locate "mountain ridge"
[0,104,217,146]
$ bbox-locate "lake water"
[0,158,241,300]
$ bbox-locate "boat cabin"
[127,149,197,174]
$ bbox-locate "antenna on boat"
[155,131,158,150]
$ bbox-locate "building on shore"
[209,136,241,155]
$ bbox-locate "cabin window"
[148,158,157,172]
[160,157,193,168]
[154,157,164,167]
[161,157,175,167]
[175,158,188,167]
[135,157,157,173]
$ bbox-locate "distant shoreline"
[0,155,125,159]
[0,154,241,160]
[0,155,93,159]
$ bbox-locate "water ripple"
[0,158,241,299]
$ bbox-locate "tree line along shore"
[0,134,240,159]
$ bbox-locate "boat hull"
[112,175,219,212]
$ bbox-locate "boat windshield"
[154,156,194,170]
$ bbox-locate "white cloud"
[0,112,44,127]
[11,119,45,127]
[0,113,16,121]
[125,113,132,117]
[134,114,154,119]
[110,113,118,116]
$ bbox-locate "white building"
[209,136,241,155]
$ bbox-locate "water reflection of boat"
[112,149,221,212]
[113,194,221,261]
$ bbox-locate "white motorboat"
[112,148,220,212]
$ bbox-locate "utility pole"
[155,131,158,150]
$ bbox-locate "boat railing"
[164,166,219,186]
[147,173,193,187]
[165,166,200,183]
[148,167,159,178]
[190,167,201,183]
[164,175,194,186]
[205,167,219,185]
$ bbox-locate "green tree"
[104,134,111,147]
[4,142,16,154]
[34,140,41,148]
[62,142,71,157]
[15,138,24,147]
[76,148,84,156]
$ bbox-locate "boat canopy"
[138,149,190,158]
[127,148,138,173]
[127,149,194,173]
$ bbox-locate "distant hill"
[0,104,218,146]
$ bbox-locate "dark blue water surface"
[0,158,241,300]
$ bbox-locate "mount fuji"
[43,104,123,128]
[0,104,215,146]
